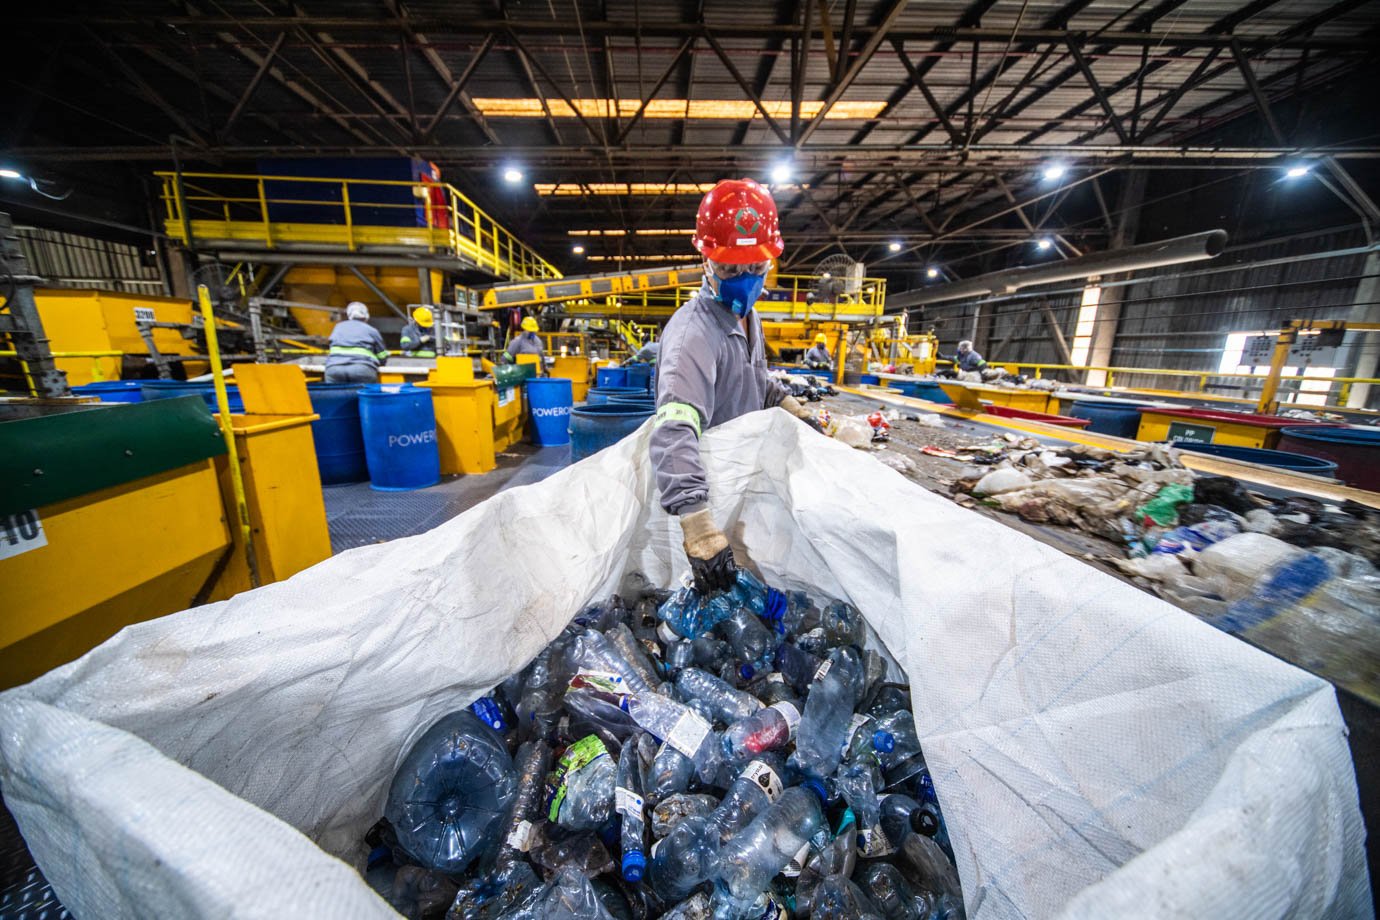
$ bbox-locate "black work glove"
[680,508,737,595]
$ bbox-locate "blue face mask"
[713,272,766,317]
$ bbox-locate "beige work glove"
[680,508,736,595]
[780,395,825,433]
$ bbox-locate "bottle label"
[658,622,682,645]
[547,734,609,822]
[766,672,786,686]
[843,713,869,751]
[812,658,832,682]
[650,836,664,860]
[665,710,712,759]
[741,760,783,802]
[858,825,896,858]
[615,785,644,817]
[567,670,627,697]
[769,700,801,734]
[504,818,535,853]
[781,839,811,877]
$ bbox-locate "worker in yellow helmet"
[500,315,545,371]
[803,332,833,371]
[400,306,436,358]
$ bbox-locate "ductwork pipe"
[888,229,1228,308]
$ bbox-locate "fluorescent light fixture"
[572,245,585,255]
[502,167,524,184]
[770,162,792,184]
[1036,238,1053,251]
[0,169,22,180]
[926,266,940,279]
[567,229,695,236]
[1041,163,1067,181]
[472,98,887,121]
[1285,165,1311,179]
[536,182,717,196]
[887,241,902,252]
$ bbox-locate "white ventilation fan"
[811,254,865,303]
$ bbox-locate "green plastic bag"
[1137,483,1194,526]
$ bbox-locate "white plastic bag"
[0,411,1369,919]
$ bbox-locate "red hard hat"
[692,178,785,264]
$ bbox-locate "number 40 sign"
[0,510,47,561]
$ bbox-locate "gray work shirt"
[956,349,986,372]
[502,332,544,362]
[324,319,388,369]
[651,283,790,515]
[804,344,833,367]
[633,341,661,364]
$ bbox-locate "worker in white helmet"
[324,302,389,383]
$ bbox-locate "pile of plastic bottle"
[362,572,964,920]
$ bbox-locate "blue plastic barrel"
[596,366,629,388]
[624,364,653,392]
[585,386,646,406]
[306,383,368,484]
[897,381,952,404]
[1173,441,1338,477]
[141,380,245,414]
[526,378,574,446]
[607,392,656,410]
[358,383,441,491]
[569,403,654,461]
[1069,400,1148,438]
[72,381,145,403]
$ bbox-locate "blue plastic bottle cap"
[739,663,756,681]
[873,730,895,754]
[802,778,828,803]
[622,851,646,883]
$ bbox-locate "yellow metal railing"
[560,274,887,319]
[156,171,561,283]
[995,361,1379,413]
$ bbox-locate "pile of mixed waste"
[361,573,964,920]
[956,442,1380,689]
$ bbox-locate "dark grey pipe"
[888,229,1228,308]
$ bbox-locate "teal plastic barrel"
[1069,400,1148,437]
[526,378,574,446]
[72,381,145,403]
[1277,426,1380,491]
[1174,441,1338,477]
[358,383,441,491]
[141,380,244,414]
[569,403,653,461]
[307,383,368,484]
[625,364,653,391]
[585,386,646,406]
[596,366,629,388]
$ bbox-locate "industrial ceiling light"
[888,241,902,252]
[926,266,940,279]
[770,162,793,184]
[1285,165,1311,179]
[1036,238,1053,251]
[502,167,524,184]
[0,169,22,180]
[1041,163,1067,181]
[572,245,585,255]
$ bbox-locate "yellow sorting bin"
[419,359,498,475]
[552,355,592,403]
[1135,407,1314,449]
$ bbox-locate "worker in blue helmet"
[324,302,389,383]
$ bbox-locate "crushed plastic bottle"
[676,668,763,723]
[509,867,616,920]
[854,862,931,920]
[709,756,786,843]
[384,710,518,875]
[811,873,885,919]
[795,811,858,915]
[496,741,552,867]
[716,785,826,907]
[605,624,666,694]
[716,608,776,670]
[793,649,863,778]
[549,735,616,830]
[652,793,720,838]
[531,831,616,879]
[722,699,802,761]
[648,815,720,902]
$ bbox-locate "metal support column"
[1345,250,1380,408]
[344,265,407,319]
[1084,171,1147,385]
[0,212,69,397]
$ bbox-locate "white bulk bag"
[0,411,1369,918]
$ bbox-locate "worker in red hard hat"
[651,178,823,596]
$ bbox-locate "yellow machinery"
[0,359,331,689]
[281,265,448,337]
[1,288,204,386]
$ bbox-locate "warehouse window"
[1068,285,1101,369]
[1218,332,1337,406]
